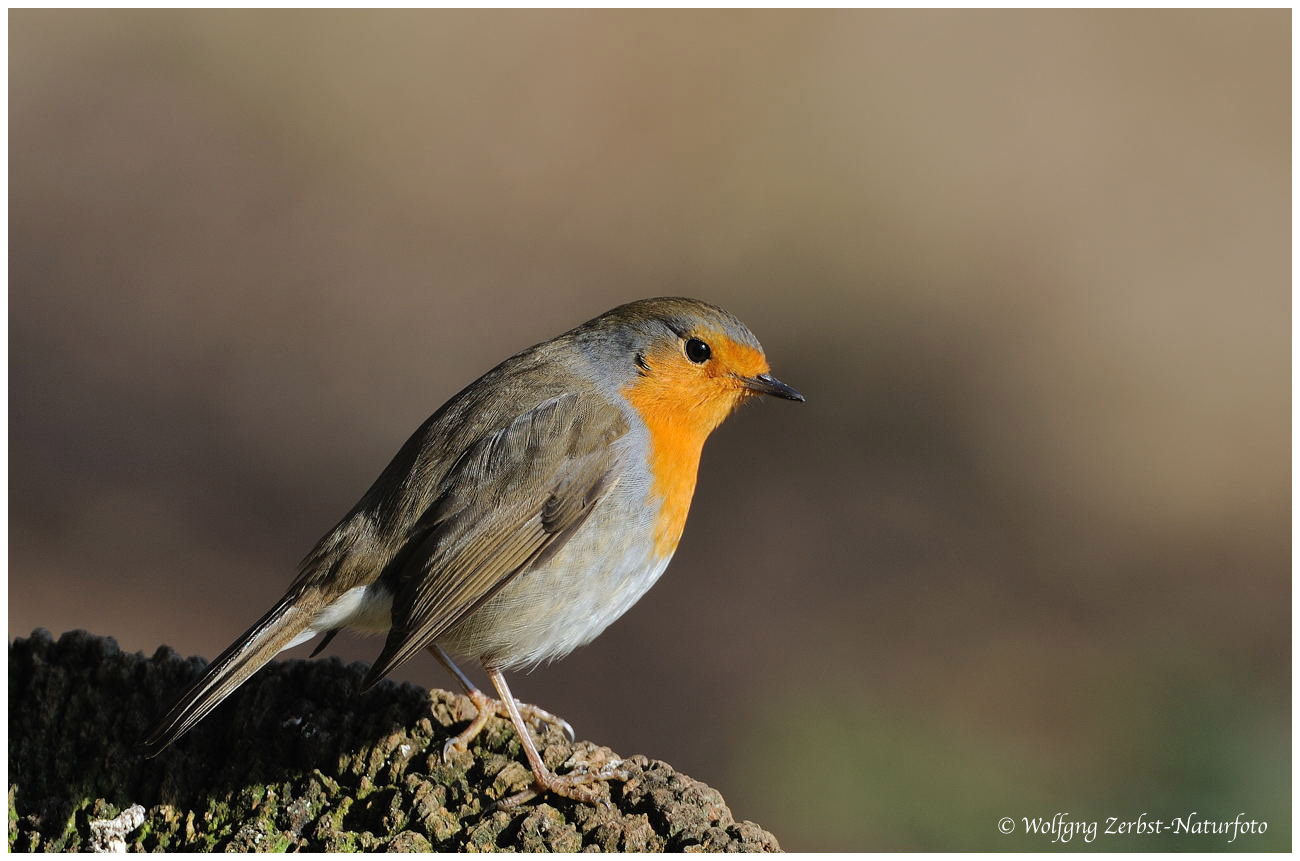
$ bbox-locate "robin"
[142,297,803,805]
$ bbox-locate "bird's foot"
[441,688,575,761]
[497,758,631,809]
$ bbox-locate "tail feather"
[140,596,312,756]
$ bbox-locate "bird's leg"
[486,665,630,808]
[427,645,573,761]
[430,645,496,760]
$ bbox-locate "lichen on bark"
[8,630,780,852]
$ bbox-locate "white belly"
[438,547,673,670]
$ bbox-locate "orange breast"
[620,337,765,558]
[629,404,705,559]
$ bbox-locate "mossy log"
[8,630,780,852]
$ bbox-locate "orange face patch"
[621,330,769,558]
[705,330,769,382]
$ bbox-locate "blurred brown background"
[9,9,1289,851]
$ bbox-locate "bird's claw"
[516,703,575,742]
[441,735,466,763]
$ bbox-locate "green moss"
[8,786,18,850]
[51,797,93,852]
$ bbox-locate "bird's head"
[582,297,804,439]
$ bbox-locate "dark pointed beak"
[740,373,805,402]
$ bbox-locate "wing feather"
[361,392,626,687]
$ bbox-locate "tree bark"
[8,630,780,852]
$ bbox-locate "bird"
[141,297,803,806]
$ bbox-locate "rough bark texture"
[8,630,780,852]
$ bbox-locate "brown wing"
[361,392,626,687]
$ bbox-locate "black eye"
[684,338,711,363]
